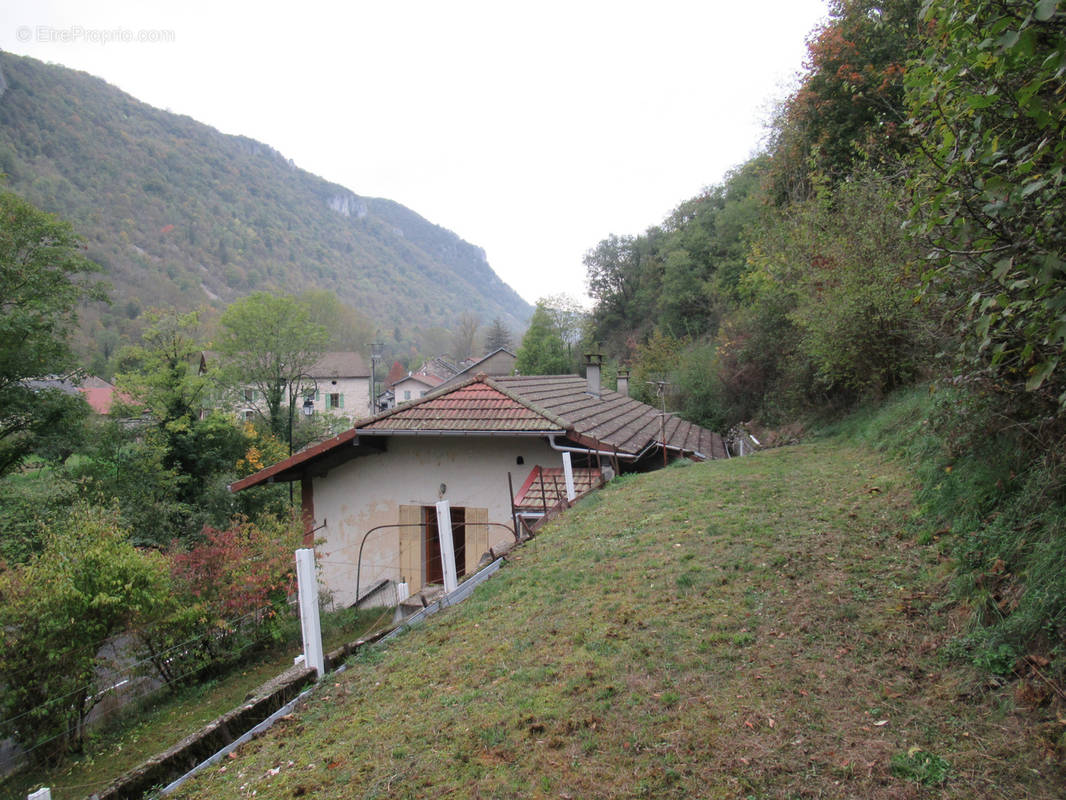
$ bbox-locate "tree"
[907,0,1066,408]
[297,289,374,352]
[451,311,481,362]
[0,506,172,762]
[483,316,513,352]
[114,309,210,433]
[0,189,104,476]
[214,293,329,437]
[515,301,571,375]
[105,309,251,545]
[767,0,921,202]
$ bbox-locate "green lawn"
[165,440,1063,799]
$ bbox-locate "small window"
[327,392,344,409]
[403,390,411,401]
[242,388,255,403]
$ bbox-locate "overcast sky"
[1,1,828,307]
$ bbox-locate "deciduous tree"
[0,189,104,476]
[215,293,329,437]
[515,301,571,375]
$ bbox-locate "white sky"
[1,1,827,308]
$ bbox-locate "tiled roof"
[513,466,604,511]
[201,350,369,378]
[230,373,726,492]
[384,361,407,387]
[362,380,565,433]
[80,386,116,414]
[311,352,369,378]
[395,372,444,390]
[493,375,728,460]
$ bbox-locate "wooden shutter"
[465,507,489,575]
[398,505,423,592]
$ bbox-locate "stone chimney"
[616,368,630,397]
[585,352,603,397]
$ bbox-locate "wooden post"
[435,501,459,594]
[295,548,324,678]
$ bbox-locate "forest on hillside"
[579,0,1064,430]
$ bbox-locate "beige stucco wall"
[392,376,435,404]
[310,435,561,608]
[302,376,371,423]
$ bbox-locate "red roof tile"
[513,466,604,511]
[363,381,565,432]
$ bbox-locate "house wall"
[311,435,560,608]
[304,376,371,422]
[472,351,516,376]
[392,376,434,404]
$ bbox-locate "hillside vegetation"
[576,0,1066,706]
[0,52,530,359]
[170,436,1063,800]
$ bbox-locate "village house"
[201,351,373,423]
[230,358,727,609]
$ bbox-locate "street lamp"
[287,374,317,506]
[369,340,384,415]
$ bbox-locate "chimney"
[585,352,603,397]
[616,368,630,396]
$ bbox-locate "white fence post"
[562,452,576,502]
[28,788,51,800]
[435,500,459,594]
[295,548,324,678]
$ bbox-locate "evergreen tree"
[483,316,513,352]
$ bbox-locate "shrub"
[0,506,172,762]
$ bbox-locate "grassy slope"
[170,440,1061,799]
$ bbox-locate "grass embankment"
[171,440,1063,799]
[1,610,391,800]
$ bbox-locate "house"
[439,347,516,388]
[390,371,445,405]
[384,350,517,408]
[230,357,728,609]
[301,352,372,422]
[79,375,120,415]
[201,351,372,423]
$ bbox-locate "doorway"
[423,505,466,585]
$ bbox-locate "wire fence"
[0,600,301,768]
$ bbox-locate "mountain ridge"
[0,52,531,354]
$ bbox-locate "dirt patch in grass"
[169,441,1064,799]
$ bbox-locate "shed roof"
[513,465,604,511]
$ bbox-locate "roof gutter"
[361,429,566,438]
[547,434,715,463]
[547,434,630,459]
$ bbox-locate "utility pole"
[646,380,671,467]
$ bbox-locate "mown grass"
[170,440,1063,799]
[1,608,390,800]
